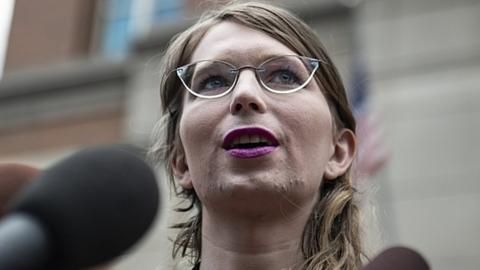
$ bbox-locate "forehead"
[190,21,297,65]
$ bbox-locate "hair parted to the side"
[149,1,365,269]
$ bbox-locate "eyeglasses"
[175,55,325,99]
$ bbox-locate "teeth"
[240,135,249,144]
[232,137,240,146]
[229,134,272,148]
[250,134,260,143]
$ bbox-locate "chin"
[200,173,317,215]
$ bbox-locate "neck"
[199,207,312,270]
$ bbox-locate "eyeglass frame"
[173,55,327,99]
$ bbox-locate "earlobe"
[171,150,193,189]
[324,129,356,180]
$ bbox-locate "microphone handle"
[0,213,51,270]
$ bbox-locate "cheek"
[178,100,225,172]
[284,100,333,149]
[178,109,214,194]
[280,96,334,179]
[179,111,211,165]
[179,111,210,145]
[179,96,211,146]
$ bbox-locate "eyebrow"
[209,49,288,65]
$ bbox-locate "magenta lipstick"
[222,127,279,158]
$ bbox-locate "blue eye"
[270,70,300,85]
[199,76,231,92]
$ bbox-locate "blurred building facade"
[0,0,479,269]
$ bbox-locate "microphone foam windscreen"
[9,147,160,269]
[363,246,430,270]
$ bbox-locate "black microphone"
[362,246,430,270]
[0,146,160,270]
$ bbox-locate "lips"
[222,127,279,158]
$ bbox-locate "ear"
[324,128,356,180]
[171,148,193,189]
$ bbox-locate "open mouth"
[225,134,275,149]
[222,127,279,156]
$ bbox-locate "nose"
[229,70,267,115]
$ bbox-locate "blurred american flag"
[348,57,388,179]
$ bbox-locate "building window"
[101,0,183,58]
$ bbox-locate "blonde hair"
[150,1,365,269]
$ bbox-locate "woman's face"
[174,22,339,218]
